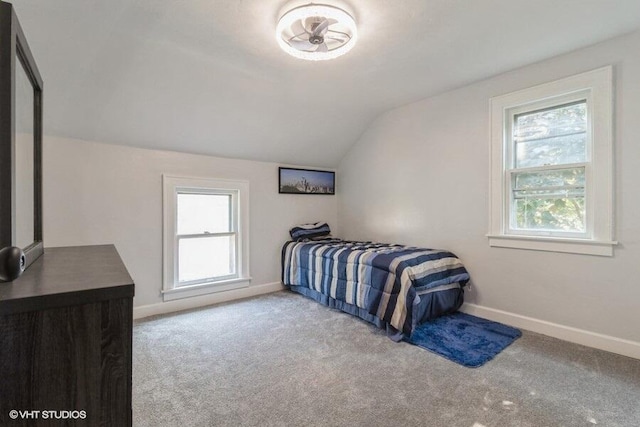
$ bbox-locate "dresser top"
[0,245,134,314]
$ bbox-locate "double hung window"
[163,175,250,301]
[176,191,237,285]
[508,98,588,237]
[489,67,614,256]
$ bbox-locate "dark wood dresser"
[0,245,135,426]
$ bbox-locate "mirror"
[0,1,44,275]
[14,54,35,249]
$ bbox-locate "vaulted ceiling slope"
[11,0,640,168]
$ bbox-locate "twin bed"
[281,236,470,340]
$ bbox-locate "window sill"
[162,277,252,302]
[487,234,617,257]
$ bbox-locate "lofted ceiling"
[10,0,640,168]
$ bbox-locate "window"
[509,99,588,237]
[489,67,615,256]
[163,175,250,301]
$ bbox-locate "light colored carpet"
[133,291,640,426]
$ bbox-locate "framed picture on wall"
[279,167,335,195]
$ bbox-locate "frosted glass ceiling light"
[276,4,357,61]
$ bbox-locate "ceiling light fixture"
[276,4,357,61]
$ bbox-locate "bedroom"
[0,0,639,426]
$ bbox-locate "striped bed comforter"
[281,239,470,336]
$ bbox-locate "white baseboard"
[134,281,284,320]
[461,303,640,360]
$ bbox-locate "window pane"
[514,102,587,168]
[177,193,230,235]
[178,236,236,284]
[514,167,585,190]
[513,195,585,233]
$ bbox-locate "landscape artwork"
[279,167,335,195]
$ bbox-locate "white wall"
[43,136,337,308]
[338,31,640,346]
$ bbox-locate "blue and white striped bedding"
[281,239,470,337]
[289,222,331,241]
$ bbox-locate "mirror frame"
[0,1,44,270]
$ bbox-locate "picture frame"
[279,167,335,195]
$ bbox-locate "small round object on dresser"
[0,246,26,282]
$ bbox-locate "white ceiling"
[10,0,640,167]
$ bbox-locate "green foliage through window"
[511,102,587,233]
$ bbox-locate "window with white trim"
[163,175,250,301]
[489,67,615,256]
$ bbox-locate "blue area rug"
[406,312,522,368]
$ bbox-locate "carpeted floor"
[133,291,640,427]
